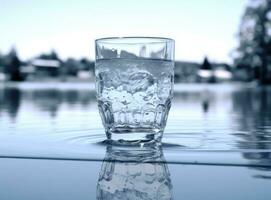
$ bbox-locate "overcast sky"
[0,0,247,63]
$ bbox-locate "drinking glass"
[95,37,174,143]
[97,145,173,199]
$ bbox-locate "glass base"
[105,128,163,145]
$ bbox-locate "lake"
[0,82,270,199]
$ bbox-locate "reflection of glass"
[97,145,173,199]
[95,37,175,143]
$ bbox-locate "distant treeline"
[0,47,268,84]
[0,49,94,81]
[0,49,234,83]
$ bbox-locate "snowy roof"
[31,59,60,68]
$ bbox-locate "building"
[197,58,232,83]
[31,59,61,77]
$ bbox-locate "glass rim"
[95,36,175,44]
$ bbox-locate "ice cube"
[98,71,121,89]
[129,71,155,93]
[120,50,138,58]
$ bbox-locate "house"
[31,59,61,77]
[197,58,232,83]
[212,63,232,80]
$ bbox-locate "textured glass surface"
[96,59,174,141]
[95,37,175,143]
[97,146,173,200]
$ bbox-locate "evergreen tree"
[201,57,212,70]
[5,48,23,81]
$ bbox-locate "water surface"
[0,82,270,199]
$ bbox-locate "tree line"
[234,0,271,84]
